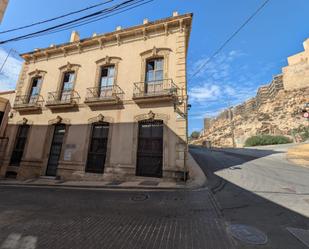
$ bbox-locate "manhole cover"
[139,181,159,186]
[131,194,149,201]
[227,224,268,245]
[106,181,123,186]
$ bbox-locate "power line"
[10,0,152,43]
[0,0,115,34]
[190,0,271,78]
[0,0,152,45]
[0,48,12,74]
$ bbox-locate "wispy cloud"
[0,48,22,91]
[188,50,274,107]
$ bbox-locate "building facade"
[0,13,192,181]
[283,38,309,90]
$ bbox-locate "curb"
[0,152,208,192]
[0,182,190,191]
[185,152,207,189]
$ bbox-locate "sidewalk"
[0,153,207,190]
[287,143,309,167]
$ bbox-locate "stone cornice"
[20,13,193,62]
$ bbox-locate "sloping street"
[0,184,235,249]
[190,144,309,249]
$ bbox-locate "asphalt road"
[190,144,309,249]
[0,183,235,248]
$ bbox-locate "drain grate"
[227,224,268,245]
[106,181,123,186]
[131,194,149,201]
[139,181,159,186]
[287,227,309,247]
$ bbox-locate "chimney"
[143,18,149,24]
[173,11,179,17]
[70,31,80,43]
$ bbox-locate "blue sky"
[0,0,308,134]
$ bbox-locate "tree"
[190,131,200,140]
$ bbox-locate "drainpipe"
[184,93,189,182]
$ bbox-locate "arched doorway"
[136,119,163,178]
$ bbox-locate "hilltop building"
[201,38,309,147]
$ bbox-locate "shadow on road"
[190,145,309,249]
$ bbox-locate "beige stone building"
[0,13,192,181]
[283,38,309,90]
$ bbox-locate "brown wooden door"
[136,120,163,178]
[46,124,66,176]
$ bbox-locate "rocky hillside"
[197,87,309,147]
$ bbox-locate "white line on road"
[0,234,37,249]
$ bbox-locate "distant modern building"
[0,0,9,23]
[0,13,193,181]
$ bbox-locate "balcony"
[133,79,178,103]
[13,95,44,111]
[45,90,80,109]
[85,85,124,106]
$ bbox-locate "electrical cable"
[12,0,152,42]
[0,0,115,34]
[190,0,271,78]
[0,0,152,44]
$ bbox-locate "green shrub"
[245,135,293,147]
[291,125,309,142]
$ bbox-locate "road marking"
[287,227,309,247]
[18,236,37,249]
[1,234,21,249]
[0,234,37,249]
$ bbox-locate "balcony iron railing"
[13,94,44,110]
[46,90,80,107]
[133,79,178,99]
[85,85,124,104]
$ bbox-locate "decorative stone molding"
[24,69,47,97]
[95,56,122,65]
[48,116,71,125]
[16,117,33,125]
[94,56,122,88]
[56,62,81,93]
[88,114,114,124]
[140,47,172,81]
[28,69,47,77]
[134,110,170,123]
[140,47,172,57]
[58,62,81,72]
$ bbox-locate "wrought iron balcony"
[46,90,80,108]
[133,79,178,103]
[85,85,124,106]
[13,94,44,111]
